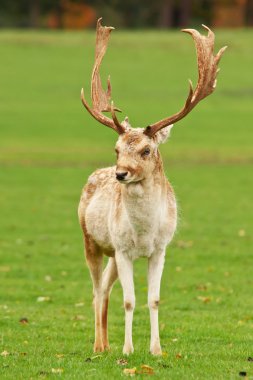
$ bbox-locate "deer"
[78,18,226,355]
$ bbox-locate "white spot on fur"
[88,175,97,185]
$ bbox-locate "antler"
[144,25,227,137]
[81,18,126,134]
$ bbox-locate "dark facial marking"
[140,146,151,157]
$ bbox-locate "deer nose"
[116,171,128,181]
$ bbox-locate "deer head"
[81,18,227,183]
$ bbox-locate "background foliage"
[0,0,253,28]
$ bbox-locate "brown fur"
[150,300,160,309]
[102,297,109,348]
[122,132,143,146]
[124,301,134,311]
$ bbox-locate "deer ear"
[122,116,131,130]
[154,124,173,144]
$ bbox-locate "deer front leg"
[115,253,135,355]
[148,252,165,356]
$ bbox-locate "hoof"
[123,344,134,355]
[150,346,162,356]
[93,342,104,352]
[103,343,111,351]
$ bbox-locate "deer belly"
[85,194,113,251]
[114,230,156,260]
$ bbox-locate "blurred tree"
[246,0,253,25]
[179,0,192,27]
[0,0,249,28]
[0,0,47,27]
[157,0,193,28]
[193,0,212,27]
[158,0,173,27]
[30,0,41,28]
[213,0,247,27]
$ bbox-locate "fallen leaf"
[1,350,10,357]
[0,266,10,272]
[117,358,128,366]
[197,296,212,303]
[85,354,102,362]
[38,371,50,376]
[61,271,67,276]
[238,229,246,237]
[55,354,65,358]
[176,240,193,249]
[51,368,64,374]
[172,338,178,342]
[175,266,182,272]
[19,317,29,324]
[75,302,84,307]
[140,364,154,374]
[90,355,102,361]
[45,275,52,282]
[196,284,207,291]
[158,363,170,368]
[123,367,137,376]
[176,353,182,359]
[72,315,85,320]
[37,296,51,302]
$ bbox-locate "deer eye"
[141,147,150,157]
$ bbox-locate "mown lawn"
[0,27,252,379]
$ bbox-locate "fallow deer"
[78,18,226,355]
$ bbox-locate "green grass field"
[0,28,252,379]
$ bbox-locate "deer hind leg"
[84,237,104,352]
[101,257,118,350]
[148,252,165,356]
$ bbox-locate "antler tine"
[81,18,126,134]
[110,101,126,133]
[144,25,227,137]
[81,88,115,129]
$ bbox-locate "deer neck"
[120,152,166,223]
